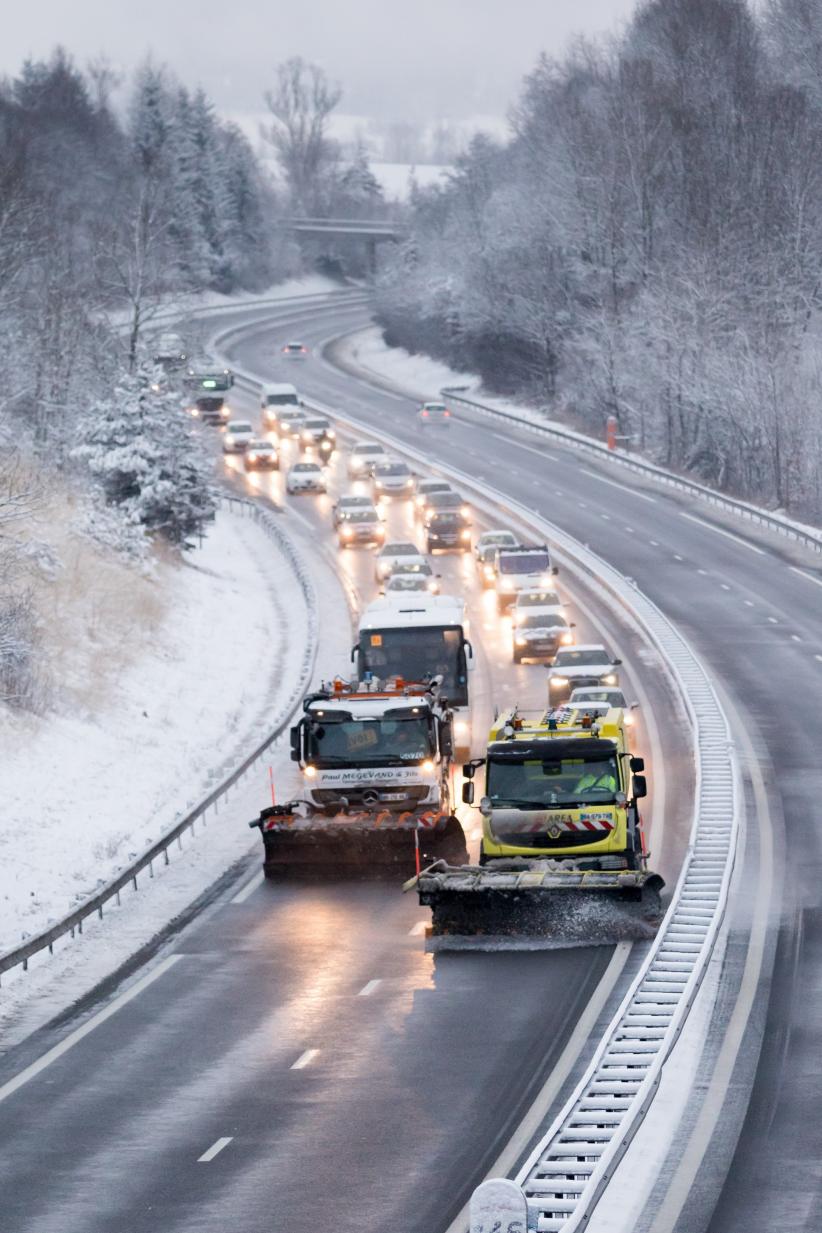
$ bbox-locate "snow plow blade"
[406,861,665,950]
[250,804,468,878]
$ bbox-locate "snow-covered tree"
[72,368,216,549]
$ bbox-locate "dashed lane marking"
[791,635,802,642]
[198,1137,233,1163]
[767,616,778,624]
[409,921,427,936]
[721,584,731,591]
[291,1049,320,1070]
[680,511,766,555]
[357,980,382,997]
[743,600,754,607]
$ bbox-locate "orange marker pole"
[268,766,276,806]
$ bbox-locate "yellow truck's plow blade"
[407,860,665,949]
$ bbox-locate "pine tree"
[72,366,216,549]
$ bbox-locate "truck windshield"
[358,626,467,706]
[486,752,620,808]
[195,374,231,391]
[266,393,298,406]
[306,716,433,766]
[498,552,550,575]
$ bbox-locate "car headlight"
[515,637,526,646]
[189,407,199,416]
[561,632,574,645]
[551,676,569,688]
[602,673,618,685]
[461,506,470,518]
[483,564,495,579]
[500,578,516,590]
[454,720,469,737]
[427,580,438,592]
[461,529,470,540]
[341,525,353,538]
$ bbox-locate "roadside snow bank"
[105,274,346,332]
[336,326,479,402]
[0,507,303,951]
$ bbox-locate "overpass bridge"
[278,217,406,272]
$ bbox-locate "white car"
[383,573,436,596]
[286,462,327,494]
[372,460,414,499]
[348,441,389,478]
[569,686,635,724]
[281,341,309,360]
[222,420,255,453]
[546,645,622,703]
[418,401,451,427]
[333,494,378,529]
[338,507,385,547]
[512,614,574,664]
[382,562,440,595]
[512,588,567,624]
[413,478,452,511]
[243,439,279,471]
[375,541,428,581]
[260,382,300,429]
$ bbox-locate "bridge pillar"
[366,238,377,277]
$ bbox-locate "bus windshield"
[358,626,467,705]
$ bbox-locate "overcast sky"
[3,1,637,126]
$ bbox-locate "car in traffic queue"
[375,541,427,582]
[372,460,414,500]
[474,530,520,587]
[494,544,557,610]
[333,494,379,529]
[286,461,327,494]
[569,686,636,724]
[414,479,454,518]
[383,573,438,597]
[337,505,385,547]
[381,561,440,594]
[426,510,472,553]
[545,644,622,703]
[348,440,389,478]
[512,612,575,664]
[243,439,279,471]
[260,382,301,429]
[222,420,255,453]
[512,587,567,625]
[418,401,451,427]
[275,408,308,440]
[281,341,309,360]
[421,490,471,527]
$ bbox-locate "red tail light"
[444,410,450,417]
[422,410,429,417]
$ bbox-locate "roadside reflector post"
[470,1178,533,1232]
[606,414,618,450]
[268,766,276,806]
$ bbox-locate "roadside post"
[470,1178,534,1233]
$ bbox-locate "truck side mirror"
[440,722,453,757]
[289,724,301,762]
[463,638,473,660]
[633,774,647,800]
[462,781,475,805]
[463,762,475,779]
[630,756,645,773]
[351,643,358,663]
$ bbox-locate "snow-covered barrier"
[439,387,822,557]
[0,497,319,983]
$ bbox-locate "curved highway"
[0,291,812,1233]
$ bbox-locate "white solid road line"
[291,1048,320,1070]
[231,869,265,904]
[443,942,632,1233]
[198,1137,233,1163]
[789,565,822,588]
[679,511,766,555]
[0,954,185,1105]
[357,980,382,997]
[579,467,658,503]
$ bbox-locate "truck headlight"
[421,760,435,774]
[484,564,495,579]
[551,676,569,688]
[603,673,617,685]
[304,765,317,778]
[461,529,470,540]
[500,578,515,590]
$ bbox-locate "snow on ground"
[0,507,303,954]
[0,506,352,1045]
[336,325,480,402]
[104,274,344,333]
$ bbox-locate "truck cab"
[464,706,647,867]
[494,544,557,610]
[290,677,453,815]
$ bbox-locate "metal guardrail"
[0,496,319,982]
[218,339,739,1232]
[441,388,822,558]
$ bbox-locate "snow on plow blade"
[250,804,468,878]
[408,861,665,950]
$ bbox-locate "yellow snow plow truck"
[408,705,664,947]
[249,676,467,876]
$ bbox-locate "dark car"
[426,511,471,552]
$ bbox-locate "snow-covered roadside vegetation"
[0,502,303,952]
[375,0,822,524]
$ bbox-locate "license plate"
[381,791,408,801]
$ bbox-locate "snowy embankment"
[0,507,302,954]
